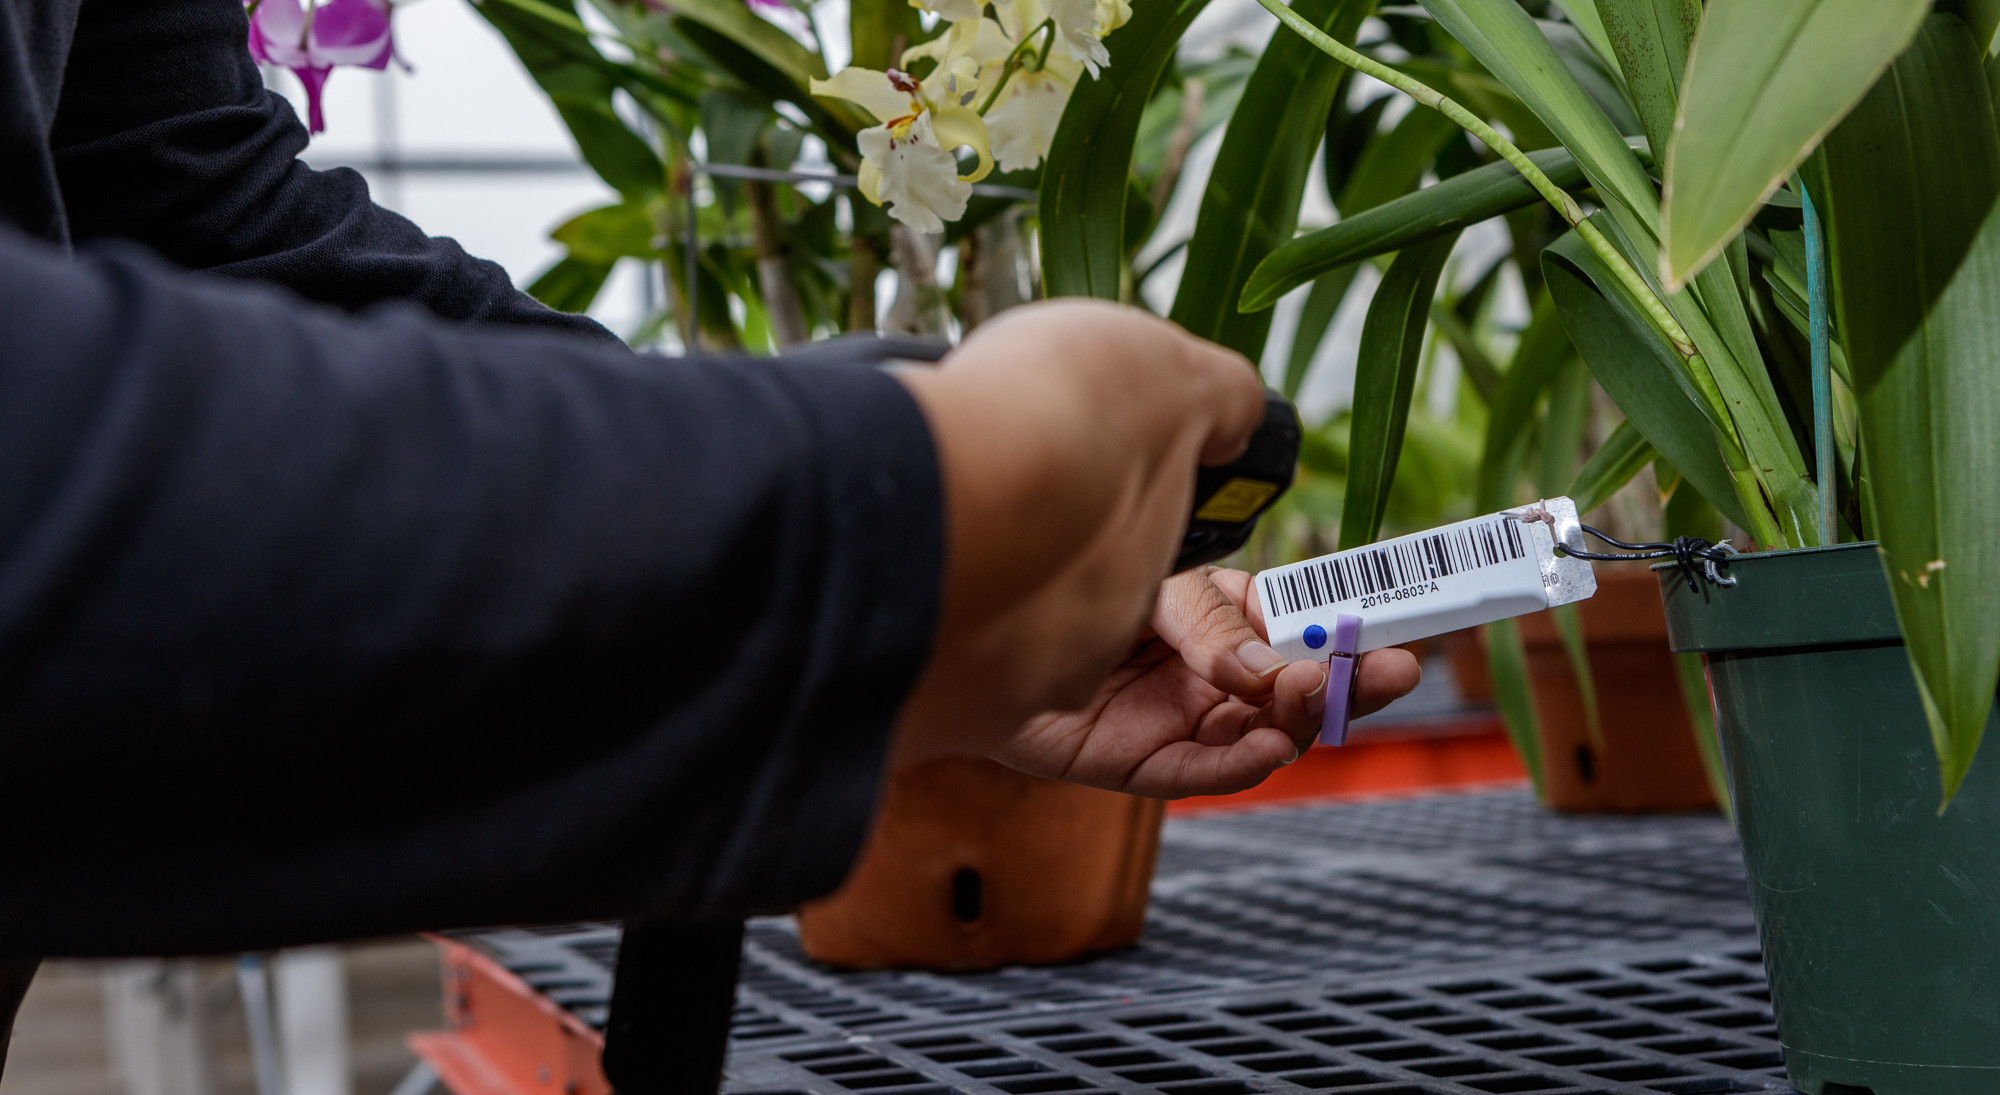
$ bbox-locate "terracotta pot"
[1438,626,1494,703]
[797,758,1164,970]
[1517,564,1717,813]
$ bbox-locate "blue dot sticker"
[1303,624,1328,650]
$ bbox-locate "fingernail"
[1237,640,1286,677]
[1284,743,1301,764]
[1304,663,1329,719]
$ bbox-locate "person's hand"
[990,567,1422,797]
[890,300,1267,763]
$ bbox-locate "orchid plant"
[462,0,1997,800]
[1030,0,1998,802]
[462,0,1236,351]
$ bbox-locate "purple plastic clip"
[1316,613,1364,747]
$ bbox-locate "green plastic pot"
[1661,542,2000,1095]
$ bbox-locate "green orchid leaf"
[1543,229,1752,532]
[1547,0,1615,69]
[1682,240,1822,544]
[1674,651,1732,817]
[1338,232,1459,550]
[551,201,667,262]
[1264,76,1458,389]
[670,19,860,141]
[1543,19,1643,138]
[666,0,827,86]
[1283,267,1360,400]
[1171,0,1378,358]
[1662,464,1724,539]
[1324,86,1394,196]
[548,94,670,197]
[1428,306,1499,405]
[1661,0,1927,287]
[1594,0,1698,162]
[1418,0,1660,250]
[1538,356,1593,498]
[1577,210,1816,544]
[476,0,666,198]
[1242,146,1592,311]
[1042,0,1213,298]
[1336,99,1461,216]
[1391,56,1561,151]
[1568,419,1657,515]
[699,89,772,169]
[1817,13,2000,804]
[527,254,616,314]
[1485,618,1546,795]
[1544,353,1607,754]
[1550,601,1604,749]
[849,0,925,71]
[1951,0,2000,55]
[1476,292,1573,513]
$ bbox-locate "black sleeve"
[0,227,943,956]
[48,0,616,342]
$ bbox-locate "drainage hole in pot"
[1821,1086,1878,1095]
[952,868,983,922]
[1574,745,1595,784]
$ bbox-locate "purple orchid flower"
[246,0,397,134]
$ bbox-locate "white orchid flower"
[898,5,1080,172]
[855,113,971,234]
[810,66,995,234]
[984,54,1078,171]
[907,0,984,24]
[1047,0,1130,76]
[902,15,1014,86]
[994,0,1051,43]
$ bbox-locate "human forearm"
[0,229,940,951]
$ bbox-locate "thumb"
[1151,568,1299,699]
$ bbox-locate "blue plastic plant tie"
[1799,182,1836,546]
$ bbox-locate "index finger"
[1207,568,1267,641]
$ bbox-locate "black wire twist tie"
[1553,525,1739,592]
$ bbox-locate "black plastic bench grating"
[722,944,1791,1095]
[447,789,1792,1090]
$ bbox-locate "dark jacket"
[0,0,941,955]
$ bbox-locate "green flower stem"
[480,0,595,38]
[1717,432,1786,546]
[476,0,702,126]
[975,53,1027,113]
[975,20,1055,115]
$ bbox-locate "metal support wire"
[1800,182,1837,546]
[384,1061,437,1095]
[679,161,1039,349]
[237,955,287,1095]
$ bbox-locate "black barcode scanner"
[786,333,1302,577]
[602,337,1302,1095]
[1175,387,1300,573]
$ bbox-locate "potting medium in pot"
[1662,542,2000,1095]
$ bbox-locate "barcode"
[1262,518,1529,616]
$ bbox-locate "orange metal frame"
[408,939,609,1095]
[409,722,1523,1095]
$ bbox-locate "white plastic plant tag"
[1256,496,1597,661]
